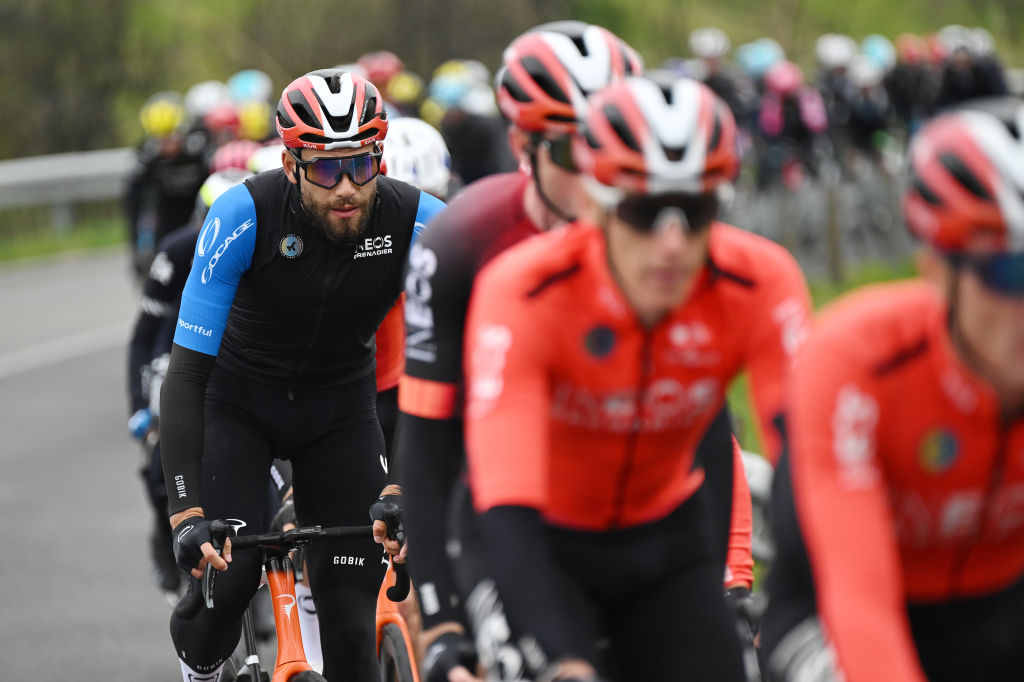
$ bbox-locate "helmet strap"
[527,144,576,226]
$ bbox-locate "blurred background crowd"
[3,0,1022,283]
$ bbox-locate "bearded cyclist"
[462,73,811,681]
[159,69,444,681]
[762,98,1024,682]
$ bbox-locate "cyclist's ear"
[508,126,533,171]
[283,148,301,186]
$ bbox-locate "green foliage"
[0,216,125,263]
[2,0,1019,157]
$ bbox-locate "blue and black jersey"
[161,169,444,514]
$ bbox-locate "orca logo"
[276,594,297,619]
[280,234,304,259]
[197,217,220,257]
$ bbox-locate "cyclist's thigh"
[450,480,606,680]
[693,405,734,571]
[607,558,746,682]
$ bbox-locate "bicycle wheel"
[378,622,416,682]
[288,671,326,682]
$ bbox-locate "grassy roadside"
[0,216,127,263]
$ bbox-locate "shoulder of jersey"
[421,172,527,242]
[809,280,942,368]
[475,221,594,300]
[708,222,803,285]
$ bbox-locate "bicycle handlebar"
[174,522,376,620]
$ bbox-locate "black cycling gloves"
[422,631,479,682]
[172,516,214,574]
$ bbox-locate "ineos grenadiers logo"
[197,217,220,257]
[353,234,393,259]
[201,219,255,284]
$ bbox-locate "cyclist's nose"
[334,174,359,196]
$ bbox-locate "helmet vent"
[938,152,991,200]
[664,146,686,162]
[521,56,571,104]
[603,104,641,152]
[313,91,355,135]
[910,172,943,206]
[709,116,723,152]
[288,91,321,129]
[500,71,532,103]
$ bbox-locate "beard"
[299,186,375,242]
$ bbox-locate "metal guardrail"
[0,148,136,231]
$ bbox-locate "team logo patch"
[280,234,303,258]
[584,325,616,358]
[919,428,959,474]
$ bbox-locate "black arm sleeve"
[160,342,216,516]
[127,309,164,414]
[478,506,589,664]
[397,412,465,628]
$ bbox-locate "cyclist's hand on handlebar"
[421,628,481,682]
[370,484,407,563]
[171,512,231,579]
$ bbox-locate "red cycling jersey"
[375,296,405,392]
[464,220,809,533]
[789,281,1024,682]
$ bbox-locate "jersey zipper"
[610,329,654,527]
[949,419,1010,594]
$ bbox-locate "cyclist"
[125,91,209,280]
[127,168,253,602]
[395,22,662,682]
[159,69,445,682]
[762,98,1024,682]
[756,60,828,191]
[461,72,811,681]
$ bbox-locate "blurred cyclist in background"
[756,60,829,190]
[461,72,809,681]
[934,25,1008,111]
[126,168,253,602]
[124,91,209,280]
[763,97,1024,682]
[687,27,758,131]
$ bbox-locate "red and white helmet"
[210,139,262,173]
[573,74,738,199]
[764,60,804,97]
[495,21,643,134]
[904,98,1024,253]
[275,70,388,150]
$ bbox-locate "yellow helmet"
[139,92,185,139]
[238,100,273,141]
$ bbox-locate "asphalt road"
[0,247,182,680]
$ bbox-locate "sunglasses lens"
[548,136,577,172]
[615,193,719,233]
[304,153,380,188]
[972,252,1024,297]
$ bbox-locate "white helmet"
[184,80,232,120]
[849,55,883,89]
[689,27,731,60]
[382,118,451,199]
[816,33,857,69]
[247,142,286,173]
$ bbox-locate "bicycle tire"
[378,622,416,682]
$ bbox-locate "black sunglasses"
[615,192,720,234]
[951,251,1024,298]
[533,134,577,173]
[291,148,382,189]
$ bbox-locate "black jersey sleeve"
[396,209,476,628]
[127,226,197,414]
[160,342,216,516]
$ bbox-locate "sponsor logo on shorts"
[333,555,366,566]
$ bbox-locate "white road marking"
[0,320,130,380]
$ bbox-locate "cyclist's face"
[955,263,1024,389]
[602,201,712,326]
[533,135,589,222]
[285,146,378,241]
